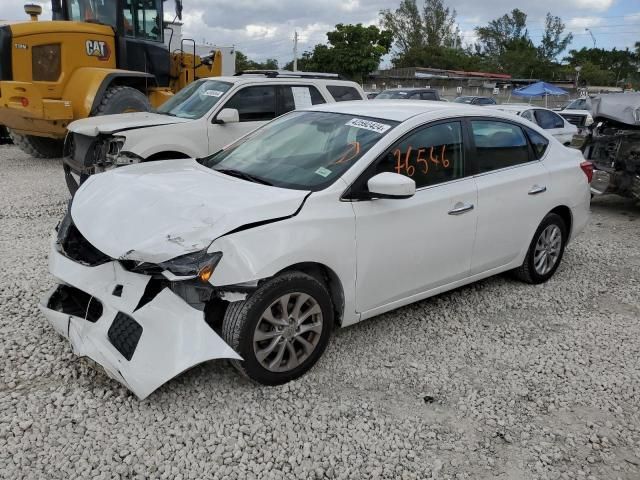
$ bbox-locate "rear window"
[524,127,549,159]
[471,120,531,173]
[326,85,363,102]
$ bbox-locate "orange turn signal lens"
[198,264,215,283]
[21,97,29,107]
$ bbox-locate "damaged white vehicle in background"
[41,101,592,399]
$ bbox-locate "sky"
[1,0,638,67]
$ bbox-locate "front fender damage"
[40,236,241,400]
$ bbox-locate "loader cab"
[59,0,171,86]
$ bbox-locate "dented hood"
[70,159,309,263]
[67,112,191,137]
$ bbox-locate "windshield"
[453,97,473,103]
[565,98,590,110]
[202,111,398,191]
[157,80,233,119]
[65,0,116,26]
[376,90,411,99]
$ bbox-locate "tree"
[380,0,424,55]
[475,9,529,58]
[286,24,391,82]
[380,0,460,55]
[564,47,639,86]
[235,51,278,71]
[538,13,573,61]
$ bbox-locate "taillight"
[580,161,593,183]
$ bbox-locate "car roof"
[306,100,525,123]
[209,76,360,87]
[381,87,436,92]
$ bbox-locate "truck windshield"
[156,80,233,119]
[65,0,117,27]
[202,111,398,191]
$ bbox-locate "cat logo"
[85,40,110,61]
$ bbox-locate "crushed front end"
[63,132,140,194]
[39,212,241,400]
[580,124,640,201]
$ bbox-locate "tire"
[8,130,64,158]
[513,213,567,284]
[221,271,334,385]
[94,86,151,116]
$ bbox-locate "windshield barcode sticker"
[346,118,391,134]
[315,167,332,178]
[203,90,224,97]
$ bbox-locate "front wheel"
[513,213,567,284]
[221,271,333,385]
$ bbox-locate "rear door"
[469,119,553,274]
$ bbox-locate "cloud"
[566,16,604,29]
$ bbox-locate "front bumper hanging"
[39,234,241,399]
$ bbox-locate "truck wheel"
[8,131,63,158]
[94,86,151,115]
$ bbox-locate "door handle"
[448,203,474,215]
[528,185,547,195]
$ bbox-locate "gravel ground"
[1,144,639,480]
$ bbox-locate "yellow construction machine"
[0,0,223,157]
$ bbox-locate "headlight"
[131,250,223,282]
[32,44,61,82]
[585,115,594,127]
[104,136,126,164]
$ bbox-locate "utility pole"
[293,31,299,71]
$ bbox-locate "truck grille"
[560,113,586,128]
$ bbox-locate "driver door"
[208,85,278,152]
[349,121,478,314]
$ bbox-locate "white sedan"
[489,104,579,145]
[40,101,592,399]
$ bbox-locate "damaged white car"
[41,101,591,399]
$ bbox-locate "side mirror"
[367,172,415,199]
[214,108,239,125]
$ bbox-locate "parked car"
[558,97,594,132]
[453,96,497,105]
[63,71,367,193]
[490,104,578,145]
[41,101,591,399]
[375,88,442,101]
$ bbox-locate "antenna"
[293,31,299,72]
[585,28,596,49]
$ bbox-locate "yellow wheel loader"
[0,0,223,158]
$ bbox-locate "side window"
[375,122,464,188]
[326,85,363,102]
[122,0,162,41]
[421,91,438,100]
[477,98,494,105]
[524,127,549,160]
[471,120,531,173]
[279,85,326,115]
[534,109,564,129]
[520,110,534,122]
[224,86,277,122]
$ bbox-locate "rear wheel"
[221,271,333,385]
[513,213,567,284]
[94,86,151,116]
[8,130,63,158]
